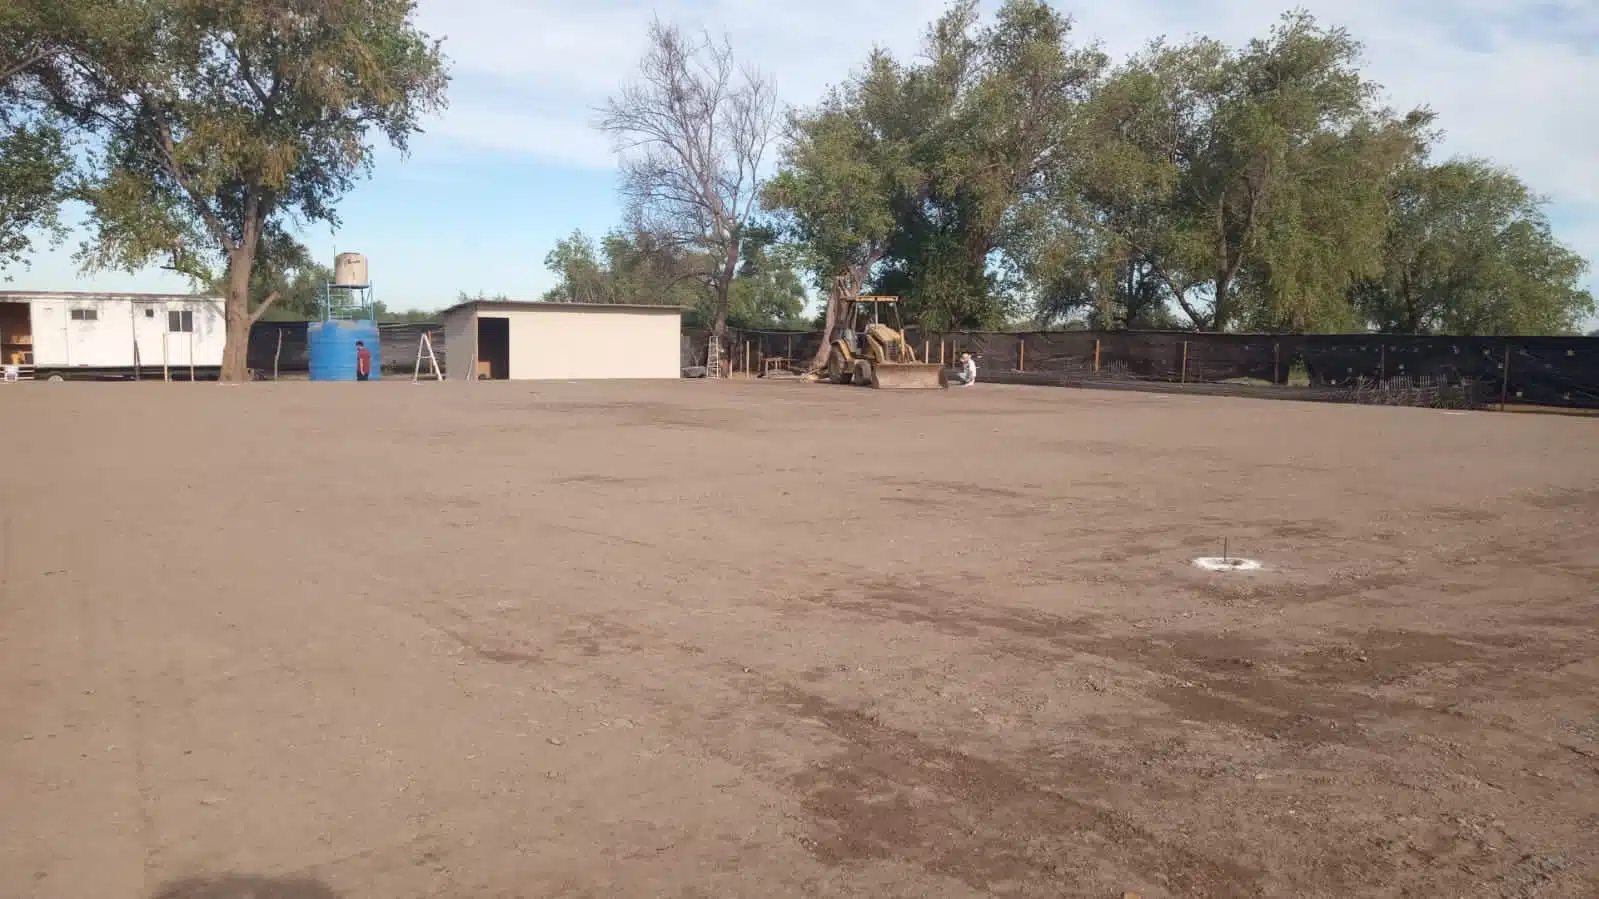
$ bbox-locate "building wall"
[442,308,475,381]
[505,308,680,379]
[26,296,225,369]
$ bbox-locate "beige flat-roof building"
[439,300,684,381]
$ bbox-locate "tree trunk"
[809,290,842,373]
[809,269,865,373]
[711,279,729,339]
[712,234,740,340]
[219,249,254,382]
[1211,272,1232,333]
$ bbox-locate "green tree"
[212,239,329,321]
[0,123,69,274]
[538,224,799,328]
[371,302,438,323]
[763,50,916,365]
[541,230,614,303]
[601,229,704,308]
[1076,13,1422,332]
[1354,159,1594,335]
[916,0,1105,330]
[25,0,448,380]
[0,1,72,273]
[725,225,807,329]
[873,0,1105,331]
[770,0,1106,338]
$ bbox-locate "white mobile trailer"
[0,291,226,380]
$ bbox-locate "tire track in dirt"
[756,675,1265,898]
[396,581,1263,897]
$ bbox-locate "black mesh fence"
[248,321,448,376]
[689,325,1599,410]
[256,320,1599,409]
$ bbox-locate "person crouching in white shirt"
[951,351,977,386]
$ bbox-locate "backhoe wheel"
[853,360,873,386]
[828,351,850,384]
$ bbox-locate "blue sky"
[7,0,1598,320]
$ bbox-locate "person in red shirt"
[355,340,372,381]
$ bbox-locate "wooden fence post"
[1093,339,1101,373]
[923,340,930,363]
[1500,345,1511,411]
[1272,342,1280,385]
[273,329,283,380]
[1180,341,1189,383]
[1379,344,1387,382]
[1018,336,1025,372]
[940,341,946,365]
[744,341,751,379]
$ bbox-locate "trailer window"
[168,310,194,333]
[70,308,98,321]
[144,308,156,318]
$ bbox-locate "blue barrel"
[308,320,381,381]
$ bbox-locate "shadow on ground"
[150,875,337,899]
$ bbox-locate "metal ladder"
[706,335,724,379]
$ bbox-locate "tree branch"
[148,115,234,250]
[0,45,53,85]
[248,290,281,325]
[225,39,273,112]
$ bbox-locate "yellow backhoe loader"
[821,296,947,389]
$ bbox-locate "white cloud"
[413,0,1599,281]
[428,101,614,168]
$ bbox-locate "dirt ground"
[3,380,1597,899]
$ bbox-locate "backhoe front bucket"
[869,362,948,389]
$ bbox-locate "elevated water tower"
[308,252,382,380]
[324,252,374,320]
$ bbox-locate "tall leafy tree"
[1076,13,1422,331]
[23,0,448,380]
[768,0,1106,359]
[764,50,921,366]
[1354,159,1594,335]
[875,0,1105,330]
[0,1,72,273]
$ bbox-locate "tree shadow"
[150,874,338,899]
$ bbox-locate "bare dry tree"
[599,20,776,337]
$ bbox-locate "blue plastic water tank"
[308,320,381,381]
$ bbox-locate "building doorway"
[476,317,509,380]
[0,301,31,368]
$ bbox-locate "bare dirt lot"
[3,380,1598,899]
